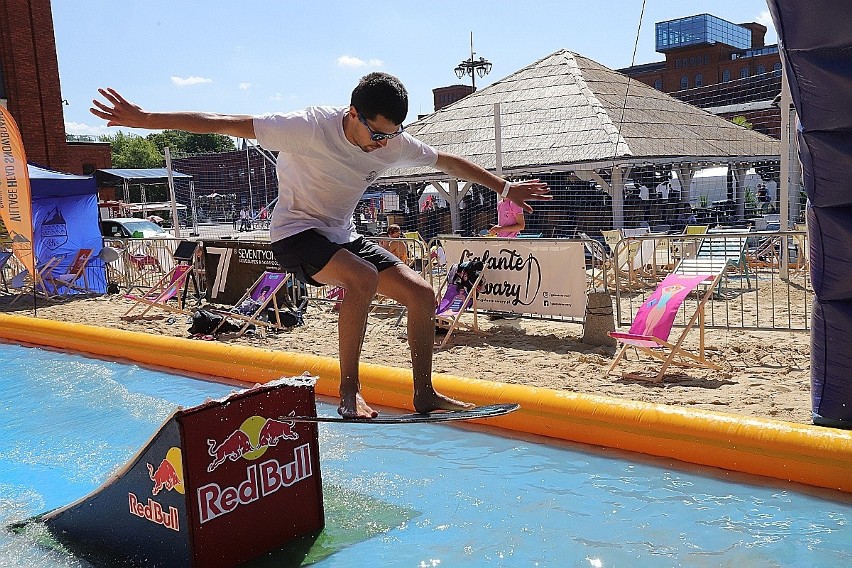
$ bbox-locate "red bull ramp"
[40,375,324,567]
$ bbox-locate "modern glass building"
[656,14,752,52]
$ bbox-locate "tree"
[99,131,162,168]
[146,130,236,156]
[731,115,754,130]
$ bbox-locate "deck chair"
[579,233,607,289]
[43,248,95,297]
[435,260,485,348]
[601,230,643,290]
[684,225,709,235]
[624,226,666,278]
[672,229,751,294]
[210,271,293,337]
[403,231,430,272]
[747,233,783,269]
[121,264,193,319]
[10,256,62,303]
[0,251,13,292]
[791,223,809,276]
[674,225,710,262]
[171,240,202,307]
[607,272,723,382]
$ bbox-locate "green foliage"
[98,129,236,168]
[731,115,754,130]
[146,130,236,155]
[99,131,162,168]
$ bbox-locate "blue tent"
[768,0,852,429]
[26,164,106,294]
[29,164,97,198]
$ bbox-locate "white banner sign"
[441,238,587,318]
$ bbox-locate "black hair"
[350,72,408,125]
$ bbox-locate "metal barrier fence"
[92,231,811,332]
[601,230,811,331]
[102,238,202,296]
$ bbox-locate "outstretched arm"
[90,88,256,139]
[434,151,551,213]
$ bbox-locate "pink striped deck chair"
[435,261,485,348]
[607,272,722,382]
[121,264,193,319]
[211,271,293,337]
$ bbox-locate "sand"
[0,292,813,425]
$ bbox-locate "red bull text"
[127,493,180,531]
[197,443,312,524]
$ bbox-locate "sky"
[53,0,778,138]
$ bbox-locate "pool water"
[1,342,850,567]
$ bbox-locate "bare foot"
[413,389,475,414]
[338,392,379,420]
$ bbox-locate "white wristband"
[500,181,511,198]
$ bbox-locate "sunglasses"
[357,111,404,141]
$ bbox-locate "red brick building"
[432,85,475,113]
[620,14,782,138]
[0,0,111,174]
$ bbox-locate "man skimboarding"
[91,72,551,419]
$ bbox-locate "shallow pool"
[1,342,850,567]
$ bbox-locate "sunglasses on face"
[357,111,404,141]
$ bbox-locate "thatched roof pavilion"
[381,49,780,229]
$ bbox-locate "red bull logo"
[206,416,298,473]
[197,443,313,524]
[147,447,184,496]
[146,447,183,495]
[127,447,184,532]
[128,493,180,532]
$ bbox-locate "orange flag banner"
[0,105,35,276]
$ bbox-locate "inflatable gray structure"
[768,1,852,428]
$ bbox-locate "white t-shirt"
[254,106,438,243]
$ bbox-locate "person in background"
[381,224,409,265]
[90,72,551,419]
[488,195,525,237]
[239,207,250,232]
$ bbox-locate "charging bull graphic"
[257,418,299,447]
[148,459,181,495]
[146,447,185,496]
[207,416,298,473]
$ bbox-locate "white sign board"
[441,238,588,318]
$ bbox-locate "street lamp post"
[454,32,492,90]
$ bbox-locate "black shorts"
[269,229,401,286]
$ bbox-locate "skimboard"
[283,403,519,424]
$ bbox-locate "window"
[757,64,766,74]
[689,56,696,67]
[675,58,681,69]
[82,163,95,175]
[704,54,709,65]
[680,75,689,89]
[655,14,751,52]
[695,73,703,87]
[774,62,782,73]
[654,79,663,90]
[722,69,731,82]
[740,67,750,78]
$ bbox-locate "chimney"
[739,22,767,48]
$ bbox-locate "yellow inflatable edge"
[2,313,850,494]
